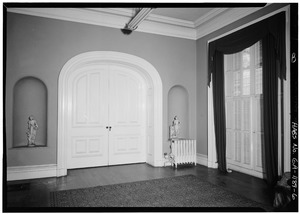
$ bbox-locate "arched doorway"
[57,51,163,176]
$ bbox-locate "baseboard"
[7,164,57,181]
[196,153,208,167]
[6,155,208,181]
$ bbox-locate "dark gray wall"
[6,4,289,166]
[6,12,197,166]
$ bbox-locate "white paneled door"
[108,65,146,165]
[67,64,146,169]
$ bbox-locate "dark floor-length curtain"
[212,50,227,173]
[262,33,279,186]
[208,12,286,184]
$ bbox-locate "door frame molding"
[57,51,163,176]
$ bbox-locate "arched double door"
[66,64,147,169]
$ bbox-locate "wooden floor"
[5,163,275,211]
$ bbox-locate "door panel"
[108,65,146,165]
[71,136,106,157]
[67,66,109,169]
[67,65,146,169]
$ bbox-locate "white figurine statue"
[27,115,38,146]
[169,116,180,139]
[173,116,180,137]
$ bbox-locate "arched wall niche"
[13,76,48,147]
[168,85,189,139]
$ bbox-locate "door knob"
[108,126,112,131]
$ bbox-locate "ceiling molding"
[89,8,195,28]
[137,19,196,40]
[7,7,263,40]
[7,7,197,40]
[147,13,195,28]
[7,8,127,29]
[87,8,134,17]
[195,7,263,39]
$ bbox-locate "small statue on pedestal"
[169,116,180,139]
[26,115,38,147]
[165,116,181,167]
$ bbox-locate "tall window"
[224,41,264,177]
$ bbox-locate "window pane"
[234,71,241,96]
[225,71,232,96]
[255,67,262,94]
[234,53,240,70]
[242,48,250,68]
[226,100,233,128]
[234,100,241,130]
[255,41,263,94]
[243,98,250,130]
[244,133,251,164]
[243,69,250,95]
[255,41,262,67]
[235,132,241,162]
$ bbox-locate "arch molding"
[57,51,163,176]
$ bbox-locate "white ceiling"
[7,5,269,40]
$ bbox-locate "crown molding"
[147,13,195,28]
[89,8,195,27]
[87,8,134,17]
[195,7,262,39]
[7,7,263,40]
[137,19,196,39]
[7,8,127,29]
[7,7,196,39]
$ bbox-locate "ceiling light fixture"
[121,8,155,35]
